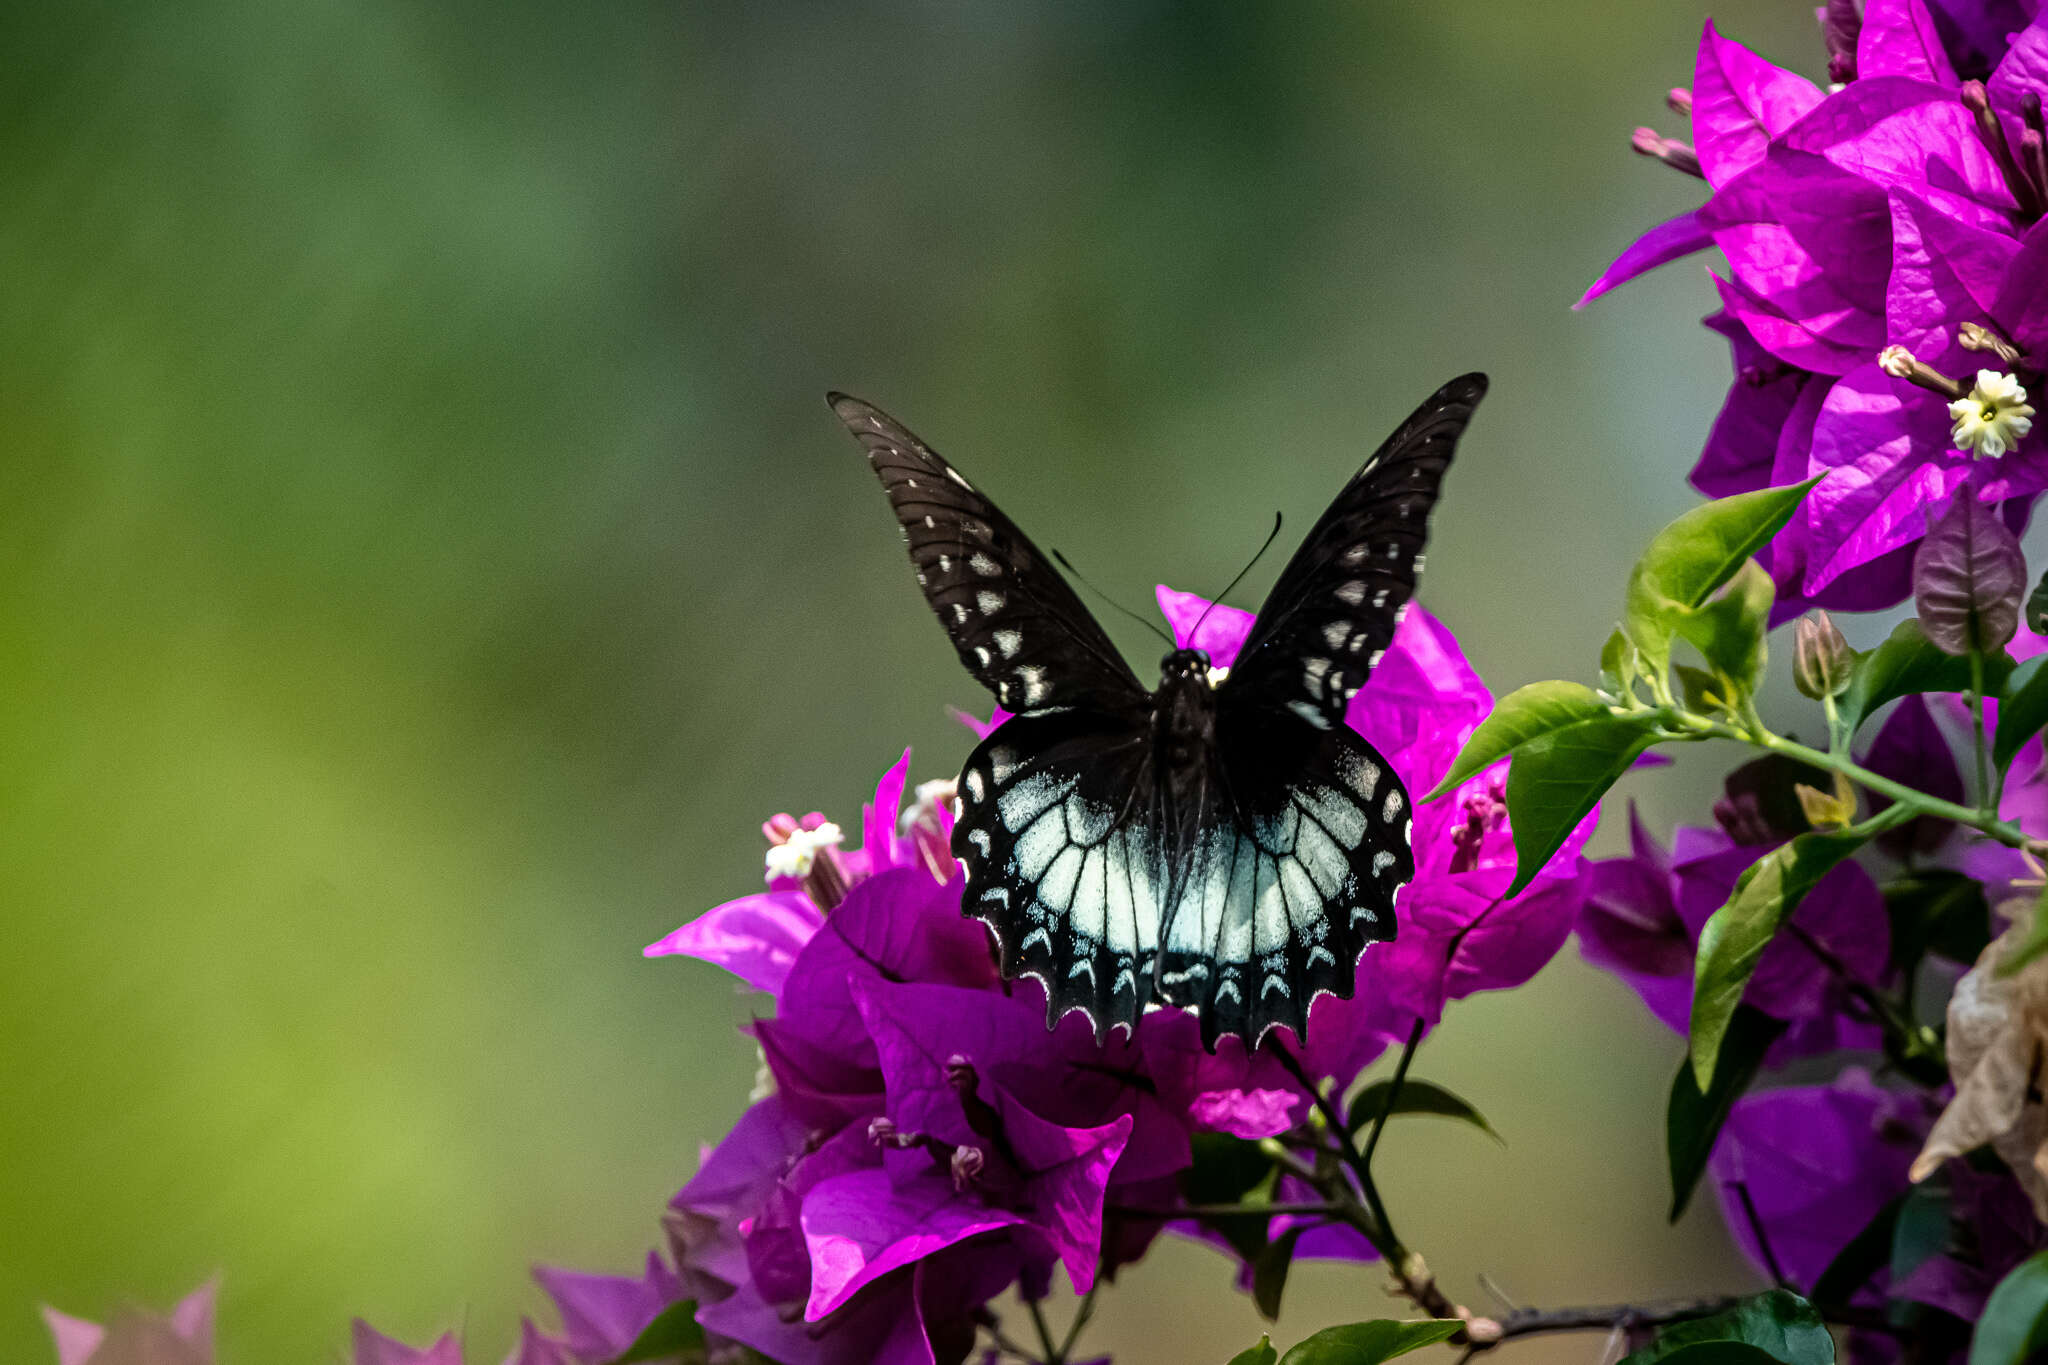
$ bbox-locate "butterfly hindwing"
[1154,721,1411,1048]
[831,393,1146,714]
[1222,373,1486,730]
[953,707,1161,1033]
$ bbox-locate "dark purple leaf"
[1913,494,2025,654]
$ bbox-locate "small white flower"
[764,820,842,880]
[899,778,957,834]
[1950,369,2035,459]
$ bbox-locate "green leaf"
[1883,871,1992,975]
[1689,825,1885,1089]
[1277,1319,1464,1365]
[1503,708,1664,894]
[1839,619,2014,736]
[1252,1227,1305,1321]
[1997,655,2048,772]
[1674,560,1775,698]
[1971,1250,2048,1365]
[1674,663,1727,715]
[1624,479,1819,676]
[1183,1132,1277,1262]
[605,1299,705,1365]
[1667,1005,1787,1221]
[1227,1338,1280,1365]
[1891,1181,1951,1285]
[1425,680,1613,801]
[1601,627,1639,696]
[1618,1291,1835,1365]
[1811,1192,1906,1308]
[1344,1078,1502,1144]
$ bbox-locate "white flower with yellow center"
[764,820,842,880]
[1949,369,2035,459]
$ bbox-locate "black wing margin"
[830,393,1146,715]
[1221,374,1487,729]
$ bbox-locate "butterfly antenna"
[1050,548,1174,647]
[1190,511,1284,641]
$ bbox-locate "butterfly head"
[1158,648,1214,685]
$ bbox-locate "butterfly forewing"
[831,393,1146,714]
[1222,373,1486,730]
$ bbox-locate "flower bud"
[1793,611,1853,699]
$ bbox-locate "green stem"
[1971,648,1994,817]
[1054,1279,1101,1363]
[1664,711,2033,849]
[1360,1019,1425,1176]
[1028,1298,1060,1365]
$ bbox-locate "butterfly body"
[832,376,1486,1049]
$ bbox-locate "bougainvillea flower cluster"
[1584,1,2048,614]
[635,588,1589,1360]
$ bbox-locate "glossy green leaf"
[1227,1338,1280,1365]
[1674,560,1774,698]
[605,1299,705,1365]
[1277,1318,1463,1365]
[2028,568,2048,635]
[1425,680,1612,801]
[1689,825,1885,1089]
[1667,1005,1786,1222]
[1183,1132,1277,1262]
[1618,1291,1834,1365]
[1252,1227,1304,1321]
[1673,663,1726,715]
[1970,1250,2048,1365]
[1345,1078,1501,1144]
[1601,627,1639,696]
[1891,1181,1950,1285]
[1839,619,2012,735]
[1996,656,2048,772]
[1503,708,1664,894]
[1623,479,1819,676]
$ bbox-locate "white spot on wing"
[1336,581,1366,605]
[994,628,1022,658]
[969,553,1000,576]
[977,590,1004,615]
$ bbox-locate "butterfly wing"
[1221,373,1486,729]
[831,393,1147,714]
[1153,720,1411,1048]
[954,708,1163,1037]
[1146,373,1486,1047]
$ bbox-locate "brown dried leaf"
[1912,896,2048,1221]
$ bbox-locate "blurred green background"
[1,2,1841,1361]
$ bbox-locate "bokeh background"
[2,2,1862,1361]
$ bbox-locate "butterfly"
[830,375,1486,1050]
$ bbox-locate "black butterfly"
[830,375,1486,1050]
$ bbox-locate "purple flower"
[1156,586,1593,1082]
[1585,9,2048,610]
[43,1280,217,1365]
[1574,810,1888,1059]
[1708,1069,1929,1292]
[351,1323,466,1365]
[530,1255,685,1365]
